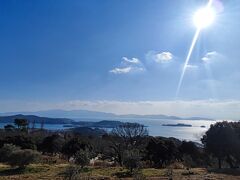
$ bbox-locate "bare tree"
[101,123,148,166]
[112,123,148,147]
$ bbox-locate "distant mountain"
[119,114,182,120]
[184,117,213,120]
[0,109,213,120]
[0,109,116,119]
[0,114,74,124]
[0,114,124,129]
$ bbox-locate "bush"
[74,149,90,168]
[0,144,20,163]
[182,155,197,168]
[0,144,40,169]
[63,165,91,180]
[63,165,81,180]
[40,134,65,154]
[8,149,41,168]
[62,137,91,160]
[123,149,142,173]
[4,135,36,150]
[146,137,180,168]
[4,124,15,131]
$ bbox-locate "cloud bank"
[1,100,239,120]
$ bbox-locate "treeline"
[202,121,240,168]
[0,119,240,171]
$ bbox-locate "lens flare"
[176,29,200,97]
[193,7,215,29]
[176,0,214,98]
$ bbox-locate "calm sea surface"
[0,118,221,142]
[107,118,216,142]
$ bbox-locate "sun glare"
[193,7,215,29]
[176,1,216,98]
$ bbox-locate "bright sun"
[193,7,216,29]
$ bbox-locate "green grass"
[90,166,126,177]
[0,163,68,179]
[142,168,166,177]
[0,163,239,180]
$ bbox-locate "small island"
[162,123,192,127]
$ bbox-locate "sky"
[0,0,240,119]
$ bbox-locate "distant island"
[0,114,124,129]
[162,123,192,127]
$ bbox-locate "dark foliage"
[74,149,90,168]
[145,137,180,168]
[62,137,92,160]
[123,149,142,173]
[0,135,36,149]
[202,121,240,168]
[1,118,240,171]
[14,118,28,130]
[179,141,206,167]
[4,124,15,131]
[7,149,40,168]
[39,134,65,154]
[0,144,40,169]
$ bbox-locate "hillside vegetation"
[0,118,240,179]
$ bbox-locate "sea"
[0,118,221,142]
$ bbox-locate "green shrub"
[0,144,41,169]
[123,149,141,173]
[63,165,81,180]
[7,149,41,168]
[0,144,21,163]
[74,149,90,168]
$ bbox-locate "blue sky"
[1,0,240,119]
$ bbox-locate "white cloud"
[201,51,220,63]
[146,51,173,63]
[109,67,132,74]
[110,57,145,74]
[186,64,198,69]
[122,57,140,64]
[156,52,173,62]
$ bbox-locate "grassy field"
[0,163,240,179]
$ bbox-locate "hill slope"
[0,114,74,124]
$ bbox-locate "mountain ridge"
[0,114,74,124]
[0,109,213,120]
